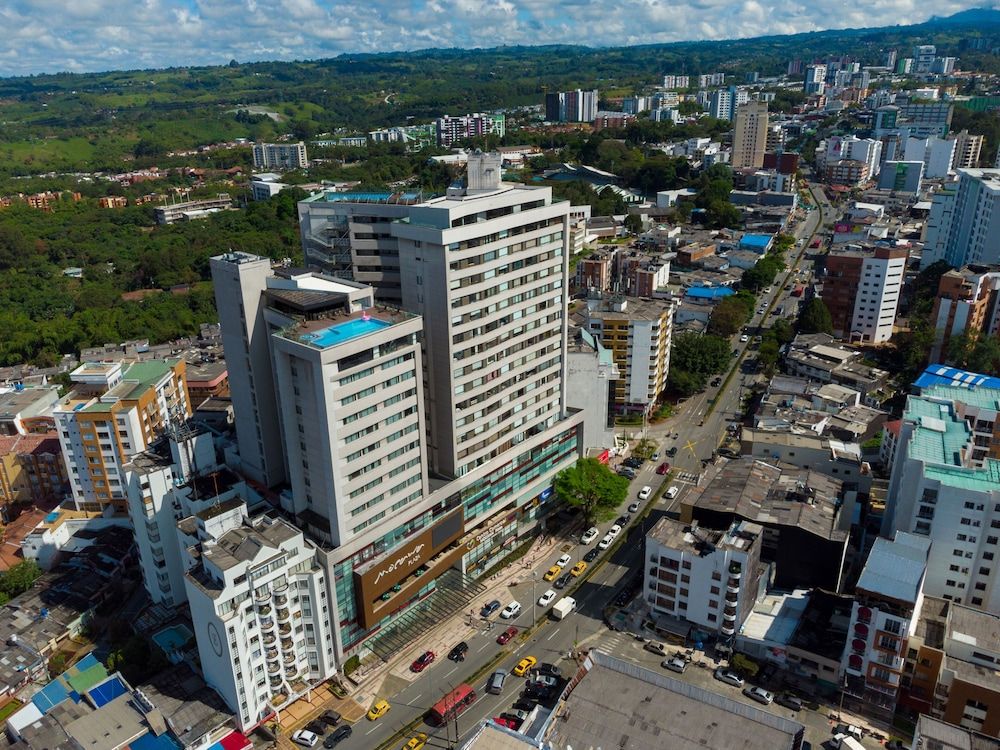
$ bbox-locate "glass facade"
[332,423,579,653]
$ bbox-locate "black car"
[666,446,678,457]
[480,599,502,617]
[617,467,636,479]
[523,684,555,700]
[583,548,600,563]
[512,700,536,712]
[305,719,327,735]
[711,377,722,387]
[448,641,469,662]
[775,693,803,711]
[323,725,352,747]
[320,710,341,727]
[554,573,572,589]
[615,514,630,527]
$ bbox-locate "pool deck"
[282,307,417,349]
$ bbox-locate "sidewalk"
[346,522,584,713]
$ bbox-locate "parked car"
[291,730,319,748]
[740,334,750,343]
[323,725,352,747]
[556,553,572,567]
[502,708,531,722]
[743,686,774,705]
[528,674,559,689]
[615,514,630,527]
[581,527,599,544]
[501,601,522,619]
[628,501,640,513]
[538,589,557,607]
[662,656,687,673]
[493,716,519,729]
[320,710,342,727]
[644,641,667,656]
[774,692,803,711]
[410,650,435,673]
[570,561,587,576]
[583,548,600,563]
[513,656,537,677]
[598,534,614,550]
[305,720,326,735]
[617,467,637,479]
[554,573,573,589]
[656,462,670,475]
[535,663,561,677]
[512,700,536,712]
[497,626,518,645]
[713,668,744,688]
[666,446,677,457]
[448,642,469,662]
[480,599,502,617]
[608,524,622,537]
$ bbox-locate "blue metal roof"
[740,234,773,248]
[685,286,735,300]
[914,364,1000,392]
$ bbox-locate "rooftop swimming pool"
[300,317,390,348]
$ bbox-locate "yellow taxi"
[513,655,537,677]
[571,561,588,577]
[403,733,428,750]
[543,565,562,582]
[367,698,391,721]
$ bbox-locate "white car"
[556,553,572,568]
[763,287,772,294]
[581,527,599,544]
[538,589,557,607]
[608,524,622,537]
[638,486,652,501]
[713,668,744,688]
[740,334,750,343]
[598,534,614,550]
[291,730,319,748]
[501,601,522,619]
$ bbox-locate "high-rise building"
[953,129,985,169]
[840,532,930,721]
[644,518,764,641]
[903,135,957,179]
[297,190,425,304]
[435,113,505,147]
[930,267,1000,361]
[732,101,769,169]
[566,327,619,451]
[697,72,726,87]
[54,360,190,512]
[544,89,598,123]
[924,169,1000,268]
[914,44,938,74]
[823,136,883,178]
[662,75,690,89]
[821,245,907,344]
[883,370,1000,611]
[877,160,925,193]
[804,65,827,95]
[584,295,674,416]
[0,433,66,508]
[251,142,308,170]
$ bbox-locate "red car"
[410,650,436,673]
[497,626,518,645]
[494,717,519,729]
[656,462,670,475]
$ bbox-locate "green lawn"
[0,699,23,723]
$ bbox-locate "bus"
[427,683,477,725]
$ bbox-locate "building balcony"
[274,594,288,607]
[256,604,271,617]
[276,607,291,623]
[273,581,289,593]
[725,591,738,604]
[723,610,737,622]
[281,638,295,653]
[266,649,279,661]
[259,618,275,631]
[726,583,741,595]
[269,674,282,688]
[278,623,291,637]
[267,662,281,675]
[721,623,735,636]
[728,562,742,579]
[255,588,270,602]
[283,653,296,666]
[262,632,276,646]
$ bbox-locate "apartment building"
[840,532,930,721]
[912,716,1000,749]
[584,295,674,416]
[884,387,1000,611]
[184,512,335,730]
[153,195,233,225]
[54,360,189,512]
[903,597,1000,735]
[0,433,67,509]
[662,75,690,89]
[930,266,1000,361]
[435,113,505,147]
[251,142,308,170]
[804,65,827,95]
[877,160,924,193]
[732,102,769,170]
[297,190,426,304]
[0,386,60,435]
[903,136,956,179]
[545,90,599,123]
[821,245,907,344]
[644,518,764,640]
[924,169,1000,268]
[822,136,882,178]
[953,130,985,170]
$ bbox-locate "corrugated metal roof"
[856,532,929,603]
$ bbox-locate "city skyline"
[0,0,994,76]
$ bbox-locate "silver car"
[662,656,687,673]
[743,685,774,705]
[713,668,744,688]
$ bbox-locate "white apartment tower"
[924,169,1000,268]
[251,142,308,170]
[952,130,984,170]
[184,513,335,730]
[392,153,571,478]
[732,101,769,169]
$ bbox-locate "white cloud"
[0,0,992,76]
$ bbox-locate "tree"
[667,368,705,397]
[671,332,731,376]
[0,560,42,604]
[771,318,796,345]
[554,458,629,524]
[624,213,643,235]
[799,298,834,334]
[708,296,751,337]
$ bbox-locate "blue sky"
[0,0,989,76]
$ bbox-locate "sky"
[0,0,991,77]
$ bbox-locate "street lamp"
[531,571,538,625]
